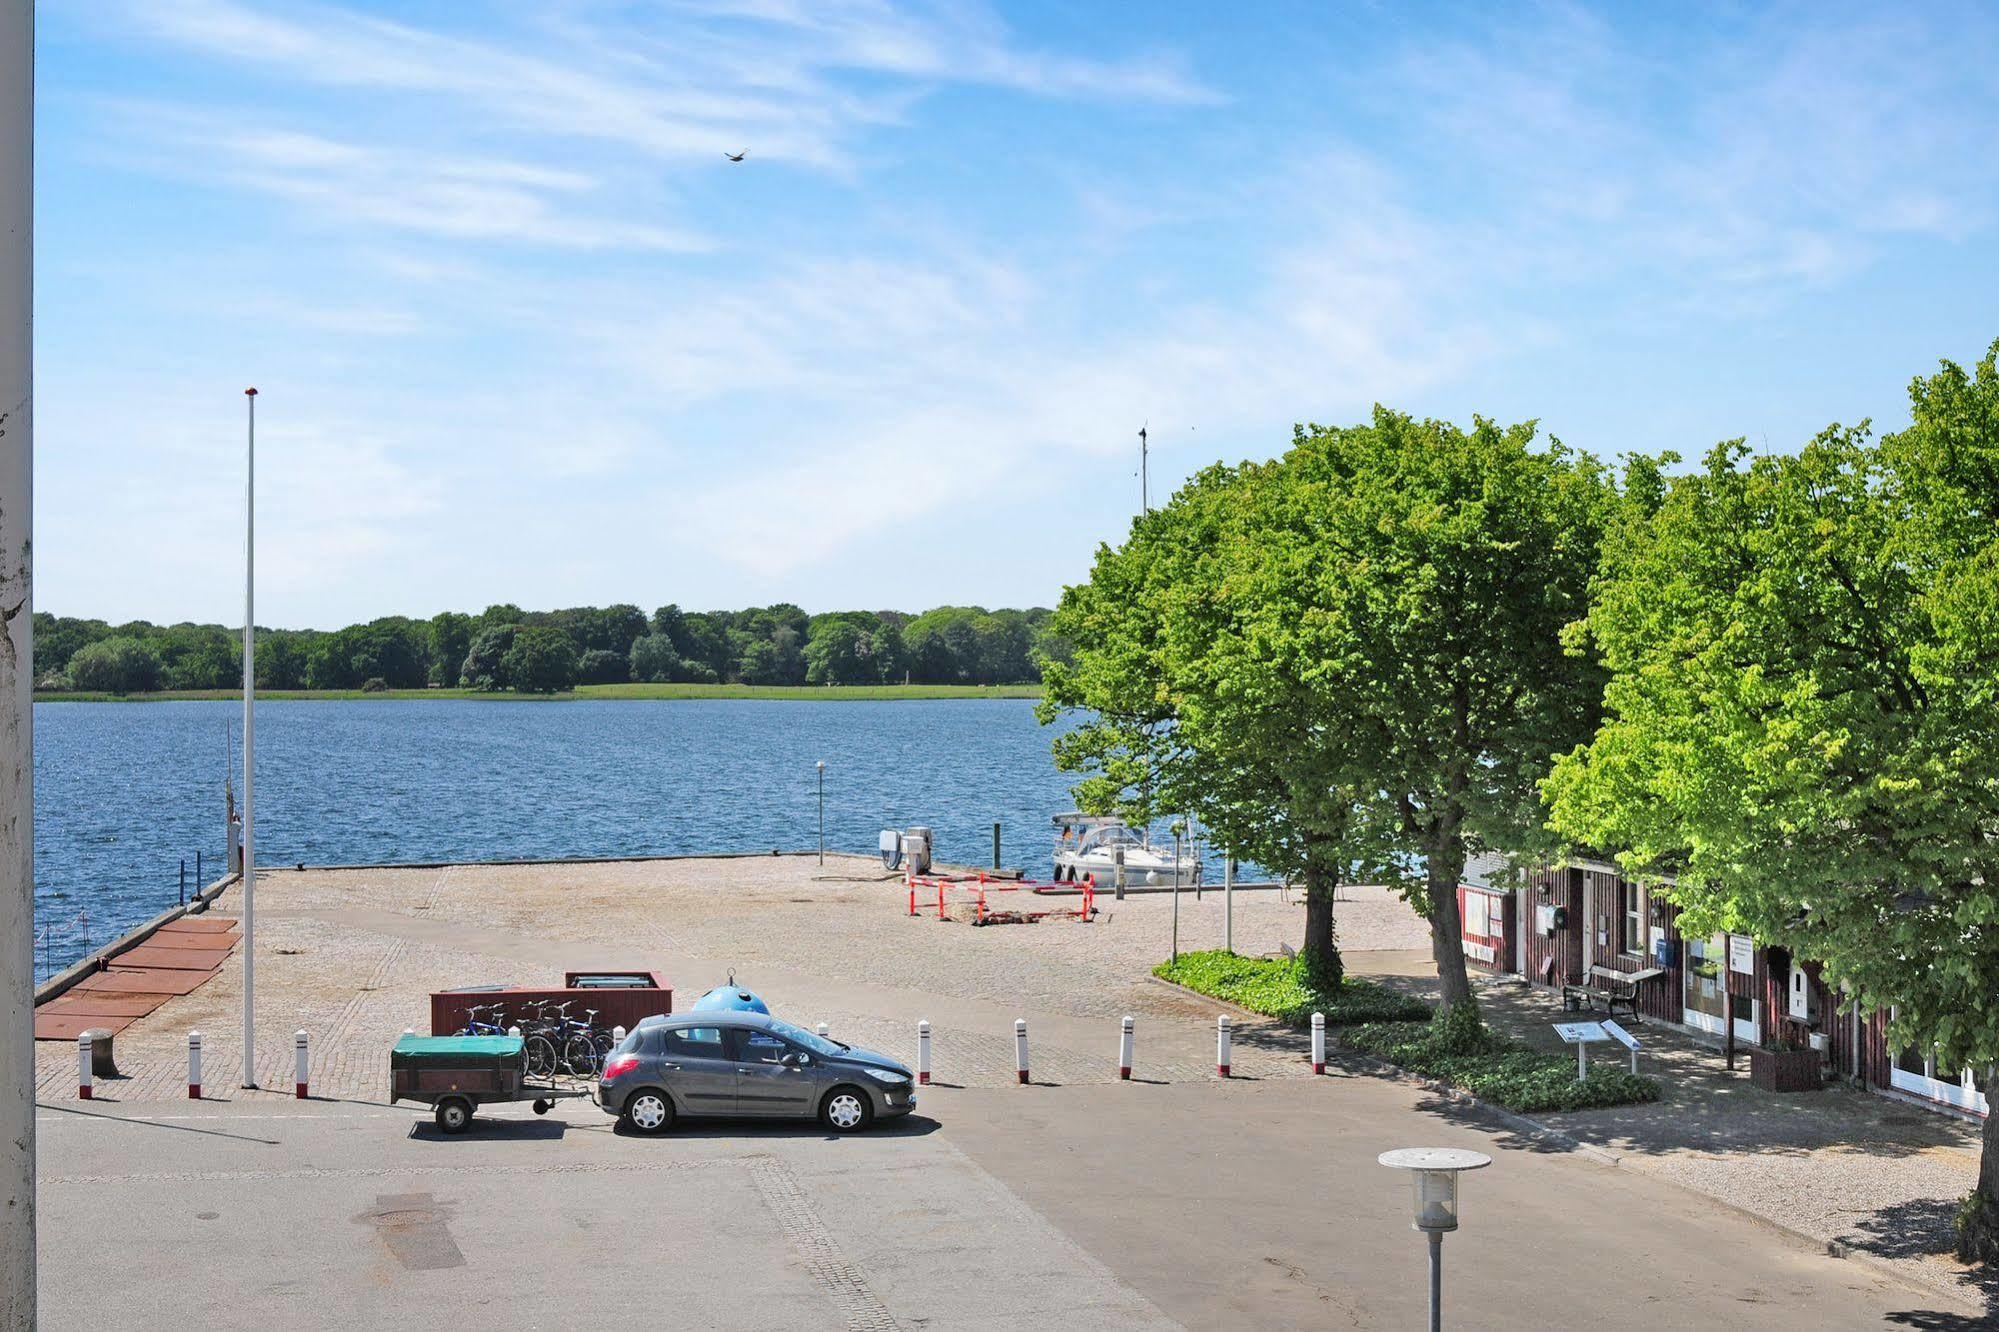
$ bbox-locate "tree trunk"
[1426,848,1476,1014]
[1300,859,1343,990]
[1959,1065,1999,1264]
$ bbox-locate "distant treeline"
[34,604,1070,695]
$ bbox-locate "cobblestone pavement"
[36,856,1427,1103]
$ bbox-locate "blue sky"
[33,1,1999,627]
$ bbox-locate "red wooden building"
[1458,855,1985,1119]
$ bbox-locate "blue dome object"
[691,984,770,1015]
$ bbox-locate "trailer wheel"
[434,1097,473,1134]
[531,1099,552,1115]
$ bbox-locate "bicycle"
[456,1004,511,1037]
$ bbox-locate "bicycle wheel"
[562,1034,599,1077]
[524,1033,558,1081]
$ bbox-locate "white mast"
[241,386,258,1086]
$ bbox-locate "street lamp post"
[816,760,825,865]
[1378,1147,1491,1332]
[241,387,258,1088]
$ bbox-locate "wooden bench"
[1563,966,1666,1021]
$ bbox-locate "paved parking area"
[37,1073,1956,1328]
[29,855,1992,1326]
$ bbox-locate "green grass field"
[37,682,1043,703]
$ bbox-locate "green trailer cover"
[390,1035,525,1071]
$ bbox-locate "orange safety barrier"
[904,871,1096,926]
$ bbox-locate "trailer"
[388,1034,586,1133]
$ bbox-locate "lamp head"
[1378,1147,1492,1233]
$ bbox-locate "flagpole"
[241,386,257,1087]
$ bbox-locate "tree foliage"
[502,626,579,694]
[1545,343,1999,1259]
[35,599,1066,694]
[1044,408,1615,1009]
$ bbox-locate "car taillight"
[602,1053,640,1080]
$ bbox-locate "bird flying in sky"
[724,150,747,162]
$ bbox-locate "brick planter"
[1749,1045,1822,1093]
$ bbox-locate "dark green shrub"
[1153,950,1430,1026]
[1345,1020,1660,1113]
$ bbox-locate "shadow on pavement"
[407,1118,568,1142]
[610,1114,942,1141]
[37,1101,281,1146]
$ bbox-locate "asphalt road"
[33,1071,1976,1329]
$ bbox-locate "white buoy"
[1118,1015,1134,1080]
[1217,1015,1232,1078]
[916,1020,931,1086]
[1014,1019,1029,1084]
[1311,1012,1326,1075]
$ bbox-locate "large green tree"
[1546,344,1999,1260]
[1047,410,1614,1007]
[1042,462,1378,981]
[502,626,578,694]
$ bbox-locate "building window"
[1621,882,1645,955]
[1464,891,1490,938]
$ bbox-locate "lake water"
[31,698,1109,976]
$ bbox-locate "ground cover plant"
[1345,1008,1660,1114]
[1153,949,1431,1025]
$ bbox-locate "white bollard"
[817,1022,830,1041]
[507,1026,521,1039]
[1311,1012,1326,1075]
[78,1033,93,1100]
[188,1030,203,1099]
[1014,1019,1029,1085]
[916,1020,931,1086]
[294,1029,309,1099]
[612,1025,626,1044]
[1119,1015,1134,1080]
[1217,1015,1232,1078]
[403,1027,416,1038]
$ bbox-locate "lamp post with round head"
[1379,1147,1491,1331]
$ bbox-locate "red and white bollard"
[188,1030,203,1099]
[1014,1019,1030,1084]
[1118,1015,1134,1080]
[294,1029,309,1099]
[1217,1015,1232,1078]
[1311,1012,1326,1075]
[916,1020,931,1085]
[77,1032,93,1100]
[817,1022,830,1041]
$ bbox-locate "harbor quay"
[26,854,1978,1327]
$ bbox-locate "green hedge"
[1345,1019,1661,1114]
[1152,950,1432,1025]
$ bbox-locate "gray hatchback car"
[598,1012,917,1134]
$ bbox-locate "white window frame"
[1889,1014,1988,1112]
[1621,882,1645,957]
[1464,890,1491,939]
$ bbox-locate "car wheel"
[531,1099,552,1115]
[434,1097,473,1134]
[820,1086,873,1134]
[621,1089,674,1135]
